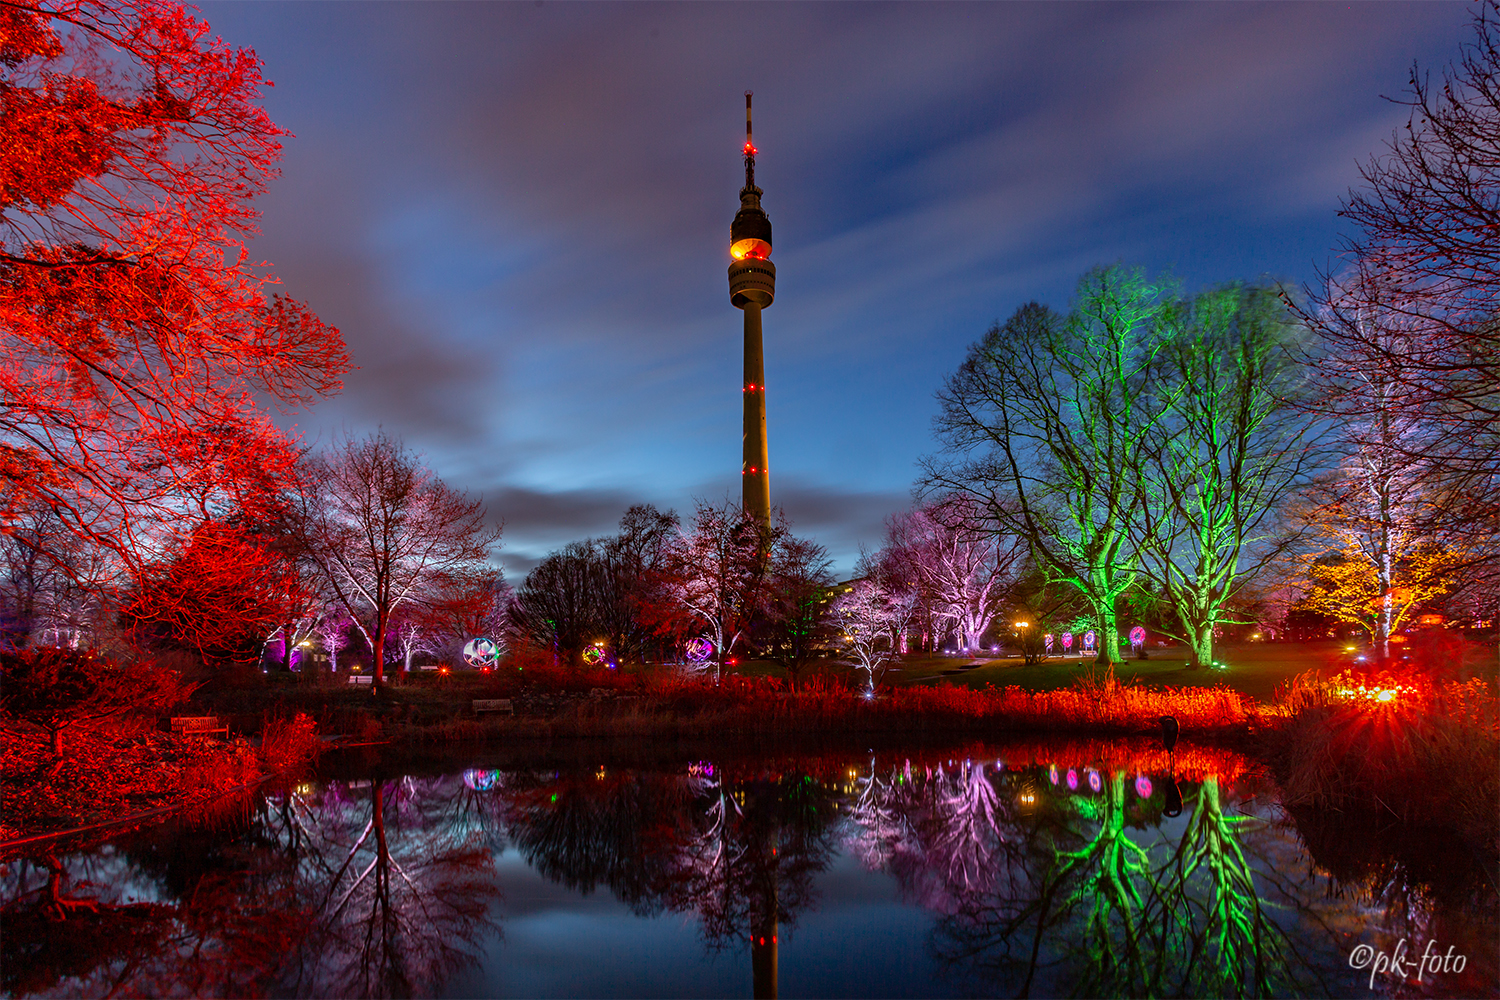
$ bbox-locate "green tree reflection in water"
[849,760,1316,998]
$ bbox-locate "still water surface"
[3,737,1496,998]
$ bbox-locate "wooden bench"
[473,698,514,715]
[171,715,228,737]
[348,675,373,685]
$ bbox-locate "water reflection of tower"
[746,780,781,999]
[729,91,775,531]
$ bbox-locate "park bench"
[348,675,373,685]
[171,715,228,737]
[473,698,514,715]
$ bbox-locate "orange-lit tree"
[1298,540,1463,649]
[0,0,347,575]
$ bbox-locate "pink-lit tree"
[885,498,1025,655]
[296,433,501,690]
[831,574,916,693]
[660,500,780,678]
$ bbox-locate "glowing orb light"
[582,645,604,665]
[1044,633,1055,652]
[463,769,501,791]
[1087,769,1102,793]
[685,638,714,663]
[1066,768,1078,791]
[1083,630,1096,652]
[1129,626,1146,646]
[1062,632,1074,651]
[1049,764,1059,785]
[1135,774,1153,798]
[463,637,501,668]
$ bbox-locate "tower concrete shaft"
[729,91,775,531]
[742,302,770,526]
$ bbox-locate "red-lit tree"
[118,517,308,668]
[0,646,193,757]
[0,0,347,574]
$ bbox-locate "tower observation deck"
[729,91,775,530]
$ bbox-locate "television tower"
[729,91,775,530]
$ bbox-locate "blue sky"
[205,1,1472,578]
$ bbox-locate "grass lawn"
[886,638,1498,702]
[729,642,1341,702]
[890,642,1346,702]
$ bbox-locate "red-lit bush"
[0,648,194,757]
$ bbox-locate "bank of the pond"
[196,671,1263,746]
[0,714,322,852]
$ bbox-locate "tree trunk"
[372,627,385,692]
[282,625,294,672]
[1186,621,1214,670]
[1096,603,1124,665]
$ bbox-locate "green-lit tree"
[1132,284,1325,668]
[927,267,1173,664]
[748,534,835,691]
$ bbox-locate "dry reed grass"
[1270,668,1500,853]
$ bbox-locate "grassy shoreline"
[5,640,1495,851]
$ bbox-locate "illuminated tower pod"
[729,91,775,531]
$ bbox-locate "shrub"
[0,648,195,757]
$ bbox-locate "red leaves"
[119,519,309,667]
[1,0,347,574]
[0,647,195,752]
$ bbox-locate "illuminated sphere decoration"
[462,637,501,668]
[1062,632,1074,651]
[583,645,604,666]
[1083,630,1096,651]
[463,769,501,792]
[685,637,714,663]
[1129,625,1147,647]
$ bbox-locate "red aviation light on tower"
[730,91,773,261]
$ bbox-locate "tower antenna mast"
[728,91,775,531]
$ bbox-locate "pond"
[2,737,1495,998]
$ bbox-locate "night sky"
[204,1,1470,580]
